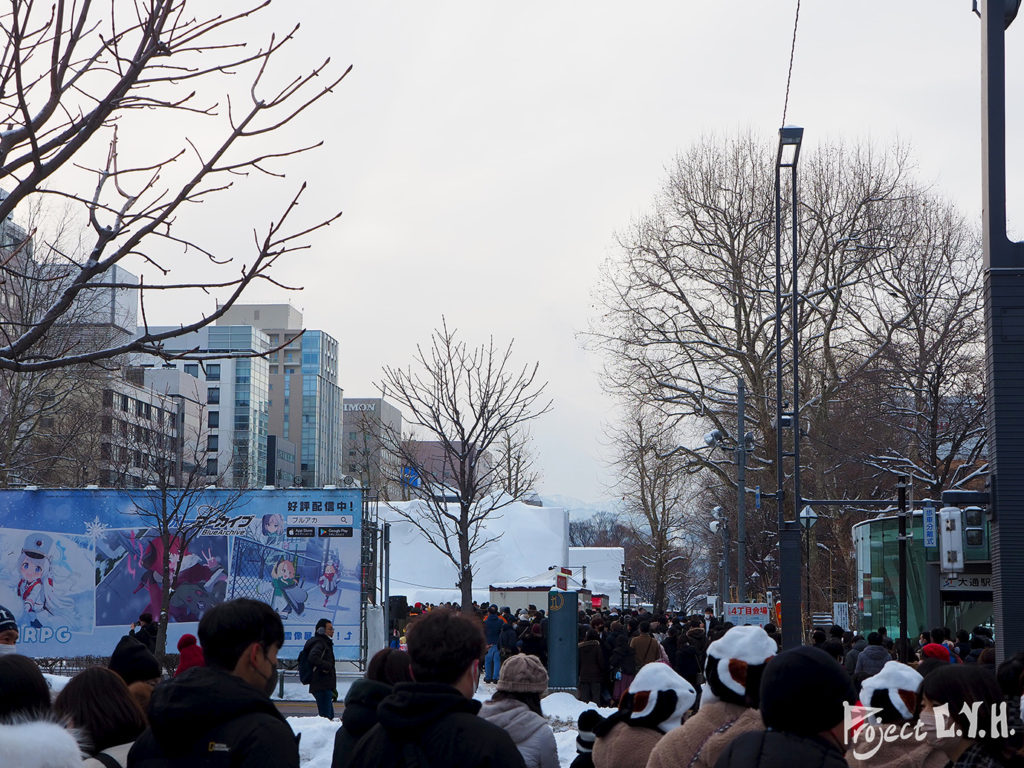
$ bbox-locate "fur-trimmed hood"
[0,718,83,768]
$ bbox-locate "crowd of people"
[1,593,1023,768]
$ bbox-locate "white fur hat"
[859,660,923,721]
[705,625,778,698]
[626,662,697,733]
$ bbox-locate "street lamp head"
[778,125,804,168]
[712,505,724,519]
[703,429,723,447]
[710,520,720,534]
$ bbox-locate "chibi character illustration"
[260,514,288,577]
[270,557,306,617]
[318,555,340,607]
[135,535,226,622]
[16,534,62,628]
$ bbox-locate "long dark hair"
[0,654,51,721]
[491,690,543,716]
[921,665,1005,756]
[54,667,147,755]
[366,648,413,685]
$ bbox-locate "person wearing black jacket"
[347,608,526,768]
[127,598,298,768]
[305,618,337,719]
[129,613,158,654]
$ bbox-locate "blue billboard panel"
[0,488,363,660]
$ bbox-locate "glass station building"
[853,507,992,635]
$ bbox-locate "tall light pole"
[711,507,730,610]
[978,0,1024,664]
[775,124,804,650]
[799,505,818,629]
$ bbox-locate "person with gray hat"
[480,654,558,768]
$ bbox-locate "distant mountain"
[538,494,624,521]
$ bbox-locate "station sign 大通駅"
[0,488,363,659]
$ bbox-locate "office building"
[342,397,404,498]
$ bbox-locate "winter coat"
[484,613,506,645]
[127,666,300,768]
[307,632,337,693]
[331,678,392,768]
[674,643,702,689]
[578,640,607,684]
[479,698,558,768]
[713,729,848,768]
[500,625,520,653]
[174,634,204,677]
[347,682,526,768]
[854,643,891,683]
[647,700,763,768]
[521,635,548,667]
[845,638,867,676]
[84,742,133,768]
[0,719,83,768]
[608,631,637,677]
[630,634,662,668]
[592,720,663,768]
[845,733,949,768]
[131,623,158,654]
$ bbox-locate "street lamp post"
[799,505,818,629]
[775,124,804,650]
[711,507,730,611]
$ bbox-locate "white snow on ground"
[43,673,71,695]
[289,717,342,768]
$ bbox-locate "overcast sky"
[138,2,1024,502]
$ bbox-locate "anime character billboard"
[0,489,363,659]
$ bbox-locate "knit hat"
[0,604,16,634]
[920,643,956,663]
[704,625,777,704]
[109,634,162,685]
[576,709,601,755]
[623,662,696,733]
[176,633,198,652]
[759,646,855,736]
[496,653,548,693]
[859,660,923,722]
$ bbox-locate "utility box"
[546,590,579,690]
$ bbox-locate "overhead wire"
[781,0,802,127]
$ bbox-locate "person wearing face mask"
[127,598,299,768]
[918,665,1009,768]
[0,604,18,654]
[348,608,527,768]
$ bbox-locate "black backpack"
[297,637,316,684]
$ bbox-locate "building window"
[348,431,356,441]
[144,403,152,420]
[121,394,129,411]
[206,458,219,476]
[207,387,220,405]
[208,411,219,428]
[270,365,278,374]
[102,390,114,407]
[207,435,219,452]
[206,364,221,381]
[184,364,199,377]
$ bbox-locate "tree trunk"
[459,505,473,609]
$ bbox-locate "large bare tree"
[0,0,348,372]
[379,320,551,608]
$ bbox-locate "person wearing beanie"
[108,634,162,686]
[483,603,507,683]
[0,604,18,651]
[716,646,854,768]
[479,654,558,768]
[570,709,601,768]
[174,633,206,677]
[847,661,947,768]
[647,624,775,768]
[592,662,696,768]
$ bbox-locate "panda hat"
[703,625,777,706]
[859,660,923,722]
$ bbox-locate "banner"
[724,602,771,628]
[0,488,363,659]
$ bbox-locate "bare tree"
[379,320,551,608]
[611,406,703,614]
[106,377,243,655]
[493,427,541,499]
[0,0,349,373]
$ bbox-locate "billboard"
[0,488,364,660]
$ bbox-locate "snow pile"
[382,500,569,605]
[43,673,71,696]
[541,691,616,728]
[289,717,341,768]
[568,547,625,599]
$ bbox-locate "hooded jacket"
[854,644,891,683]
[479,698,558,768]
[592,721,663,768]
[845,637,867,676]
[347,682,526,768]
[0,719,83,768]
[331,678,392,768]
[647,700,762,768]
[714,729,848,768]
[127,666,299,768]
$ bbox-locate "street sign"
[724,602,770,628]
[923,506,937,547]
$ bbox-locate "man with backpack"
[300,618,337,719]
